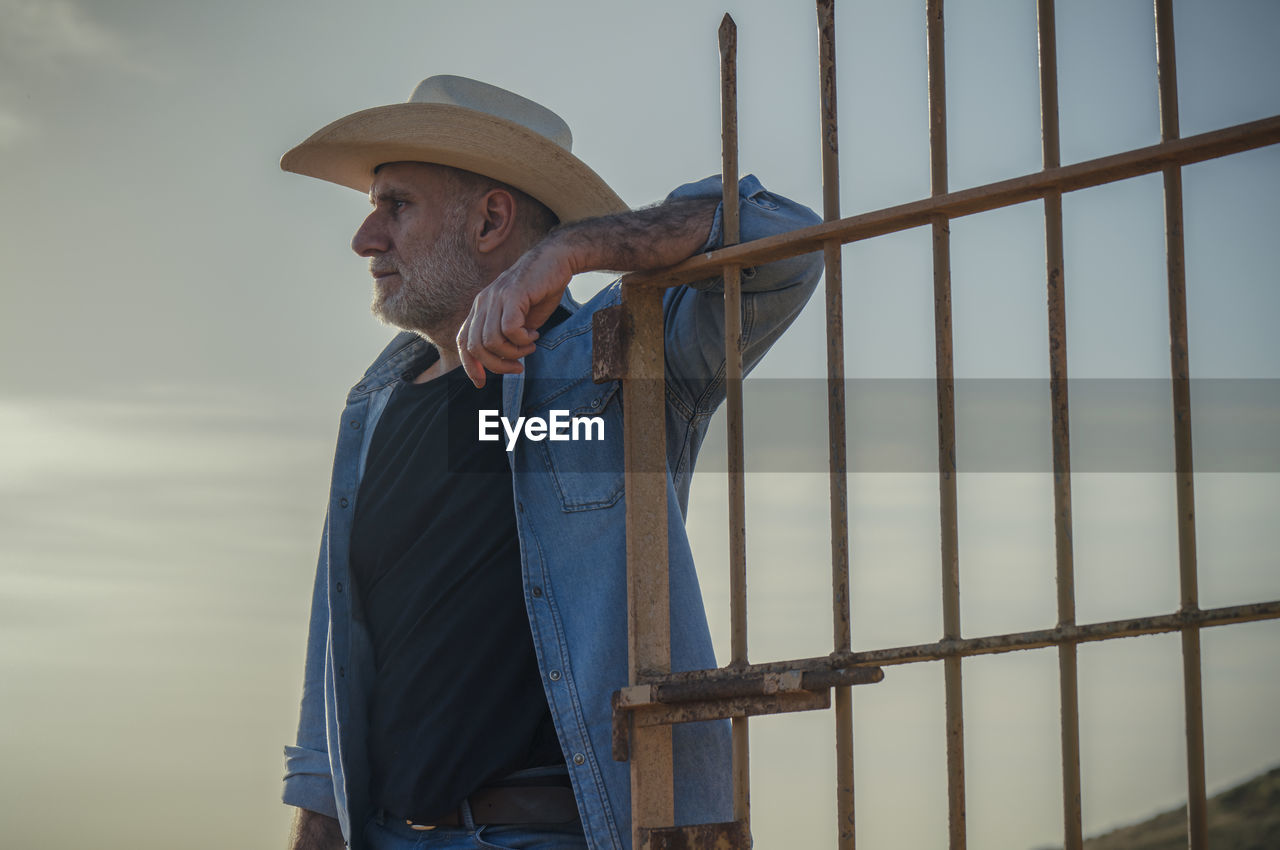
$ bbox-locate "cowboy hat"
[280,75,628,223]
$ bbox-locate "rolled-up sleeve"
[660,174,824,414]
[282,743,340,819]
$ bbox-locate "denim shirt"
[282,174,823,849]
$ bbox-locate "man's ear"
[474,188,518,255]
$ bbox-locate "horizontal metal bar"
[631,690,832,729]
[621,114,1280,290]
[648,600,1280,684]
[612,689,833,762]
[621,666,884,706]
[610,667,884,761]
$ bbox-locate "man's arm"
[289,807,344,850]
[282,531,343,842]
[456,197,719,387]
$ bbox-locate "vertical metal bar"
[816,1,856,848]
[622,281,675,846]
[1153,2,1207,847]
[718,13,752,829]
[926,2,966,847]
[1036,3,1084,847]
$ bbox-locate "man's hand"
[289,807,344,850]
[456,238,575,388]
[456,197,719,388]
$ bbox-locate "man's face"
[351,162,483,339]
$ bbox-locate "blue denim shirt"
[282,175,823,849]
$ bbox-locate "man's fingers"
[454,289,538,388]
[456,265,562,388]
[477,308,532,361]
[458,348,486,388]
[457,316,487,389]
[478,297,536,358]
[456,303,531,388]
[501,302,539,347]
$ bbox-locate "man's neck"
[411,352,459,384]
[409,318,466,384]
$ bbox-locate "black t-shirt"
[350,357,563,822]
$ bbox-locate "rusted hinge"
[612,666,883,761]
[639,820,752,850]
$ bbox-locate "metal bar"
[1037,2,1084,847]
[640,820,752,850]
[592,304,630,383]
[926,3,966,847]
[1154,2,1207,847]
[622,666,885,707]
[717,13,751,830]
[620,114,1280,290]
[631,691,834,729]
[621,281,675,843]
[817,0,856,847]
[612,685,848,764]
[649,600,1280,681]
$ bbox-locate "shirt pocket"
[524,377,624,512]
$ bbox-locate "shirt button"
[517,501,524,513]
[339,497,349,508]
[532,586,543,598]
[335,582,343,593]
[356,384,367,392]
[549,670,561,682]
[338,667,345,677]
[572,753,585,766]
[349,420,361,430]
[590,398,600,408]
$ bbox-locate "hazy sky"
[1,1,1278,849]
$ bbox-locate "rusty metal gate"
[592,2,1280,848]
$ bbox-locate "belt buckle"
[406,819,436,831]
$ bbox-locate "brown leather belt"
[403,785,580,830]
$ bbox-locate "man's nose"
[352,212,388,257]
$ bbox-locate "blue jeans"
[364,801,589,850]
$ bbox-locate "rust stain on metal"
[619,115,1280,291]
[817,2,855,846]
[639,600,1279,688]
[817,0,839,159]
[926,3,968,846]
[610,668,885,761]
[1037,3,1084,847]
[592,304,630,384]
[620,283,675,840]
[630,691,831,729]
[611,691,630,763]
[618,667,882,708]
[719,12,750,829]
[641,820,752,850]
[606,6,1277,848]
[1154,4,1208,848]
[613,694,835,763]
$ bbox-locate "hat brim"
[281,103,628,223]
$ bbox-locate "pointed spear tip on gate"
[719,12,736,43]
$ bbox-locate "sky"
[1,0,1278,848]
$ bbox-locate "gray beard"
[370,216,483,345]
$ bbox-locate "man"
[280,76,822,850]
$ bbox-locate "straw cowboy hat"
[281,75,628,223]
